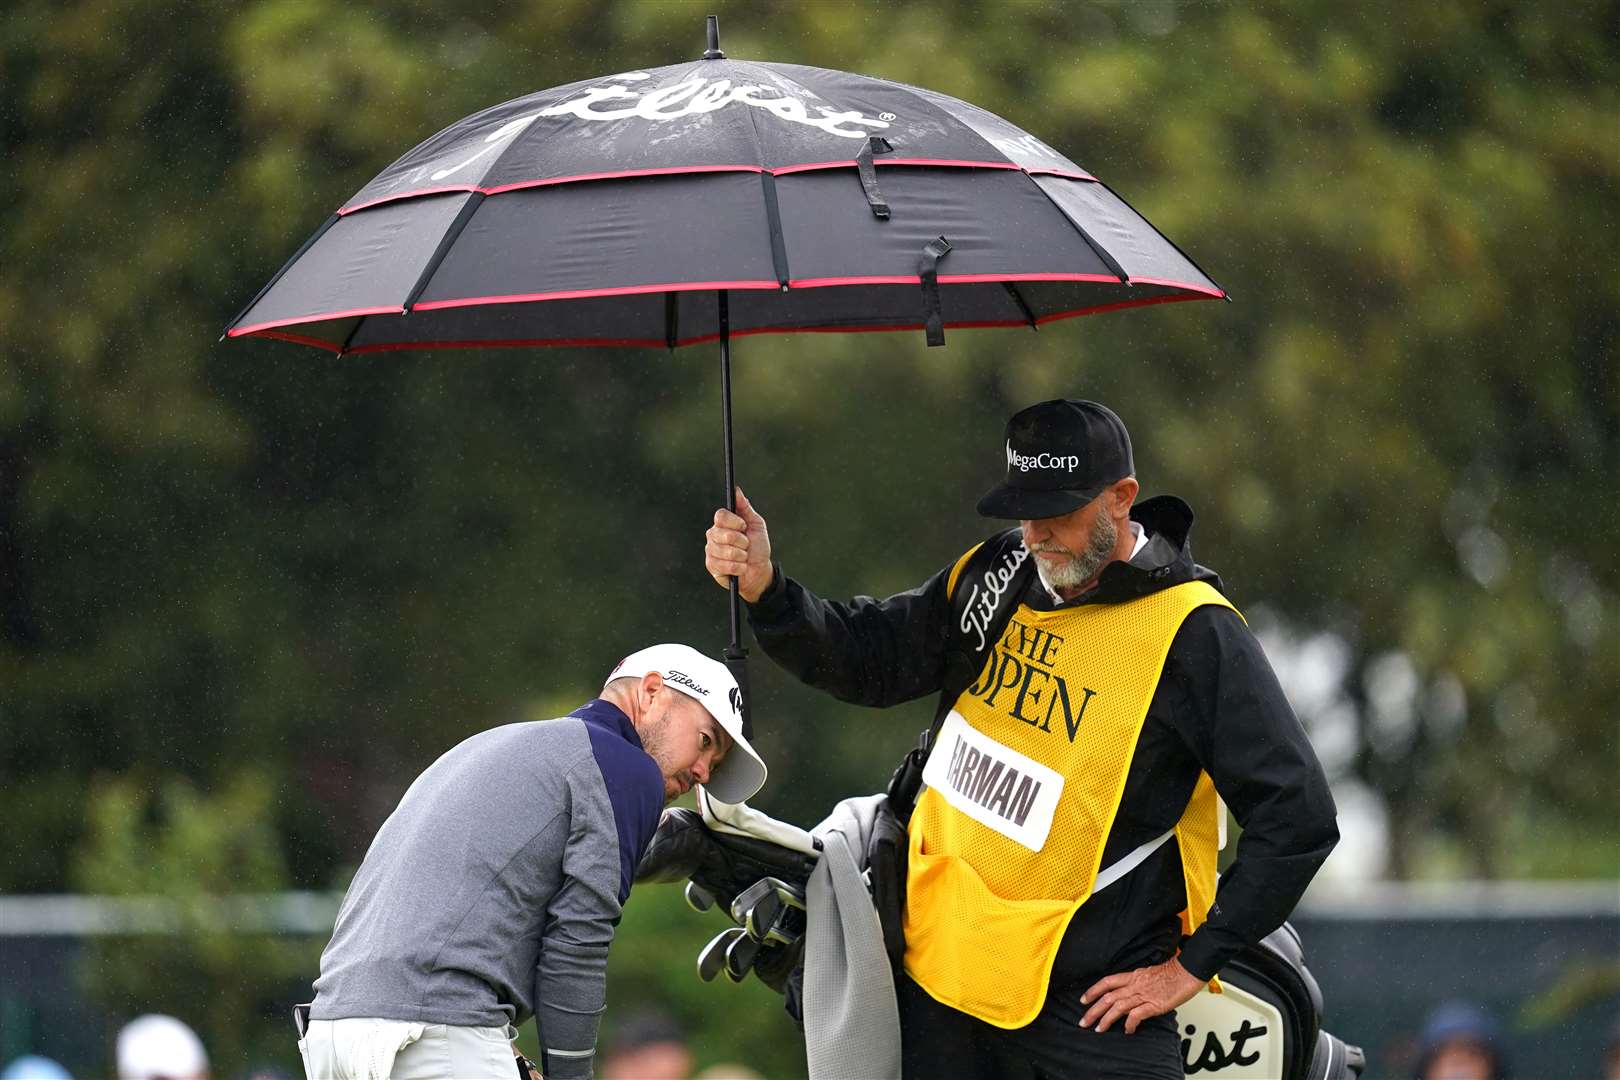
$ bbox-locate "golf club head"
[768,877,807,912]
[729,876,804,921]
[697,926,746,983]
[730,878,781,925]
[741,893,780,945]
[684,881,716,913]
[729,876,807,948]
[743,892,783,942]
[723,931,761,983]
[759,910,803,948]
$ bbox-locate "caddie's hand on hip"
[706,487,773,602]
[1078,955,1204,1034]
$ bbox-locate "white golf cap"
[116,1014,208,1080]
[606,643,768,804]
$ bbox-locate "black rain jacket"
[746,495,1339,995]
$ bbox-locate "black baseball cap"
[976,399,1135,520]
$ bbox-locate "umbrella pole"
[718,290,753,738]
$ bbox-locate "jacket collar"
[1025,495,1223,609]
[571,698,645,750]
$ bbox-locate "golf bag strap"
[855,136,894,219]
[1093,826,1176,893]
[918,236,953,347]
[888,534,1035,819]
[932,534,1035,749]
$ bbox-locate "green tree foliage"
[72,771,321,1069]
[2,0,1617,1074]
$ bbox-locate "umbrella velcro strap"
[855,136,894,219]
[759,172,791,288]
[663,292,679,350]
[917,235,953,347]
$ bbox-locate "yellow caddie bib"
[903,580,1235,1027]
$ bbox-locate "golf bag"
[635,791,1363,1080]
[635,790,820,1001]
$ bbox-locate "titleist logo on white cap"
[664,669,710,696]
[606,643,766,804]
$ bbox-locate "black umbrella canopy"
[226,25,1223,353]
[226,19,1227,740]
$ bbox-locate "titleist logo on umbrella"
[539,72,894,138]
[421,72,894,184]
[1006,442,1081,474]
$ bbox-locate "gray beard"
[1033,513,1118,594]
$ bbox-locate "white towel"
[804,794,903,1080]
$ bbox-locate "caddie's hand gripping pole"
[718,289,753,739]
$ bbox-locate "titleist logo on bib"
[958,543,1030,652]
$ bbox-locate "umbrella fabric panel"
[1004,279,1196,320]
[724,279,1035,335]
[720,279,1191,336]
[412,172,781,309]
[716,61,1012,170]
[233,193,474,335]
[338,283,1015,350]
[322,279,1193,352]
[1034,177,1221,291]
[244,315,365,352]
[227,167,1221,350]
[899,81,1089,177]
[342,70,669,210]
[341,59,1085,213]
[392,63,771,202]
[775,168,1118,284]
[346,290,678,350]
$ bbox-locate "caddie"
[298,644,766,1080]
[703,399,1338,1079]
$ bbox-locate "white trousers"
[299,1017,518,1080]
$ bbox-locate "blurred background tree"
[2,0,1616,1075]
[71,771,322,1068]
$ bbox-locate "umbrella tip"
[703,14,725,59]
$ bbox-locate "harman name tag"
[922,711,1064,851]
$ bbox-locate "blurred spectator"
[599,1009,691,1080]
[1605,1012,1620,1080]
[115,1015,209,1080]
[0,1057,72,1080]
[1413,1001,1507,1080]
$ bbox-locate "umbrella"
[225,16,1226,731]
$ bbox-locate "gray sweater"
[310,700,664,1078]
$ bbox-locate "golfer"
[298,644,766,1080]
[704,399,1338,1079]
